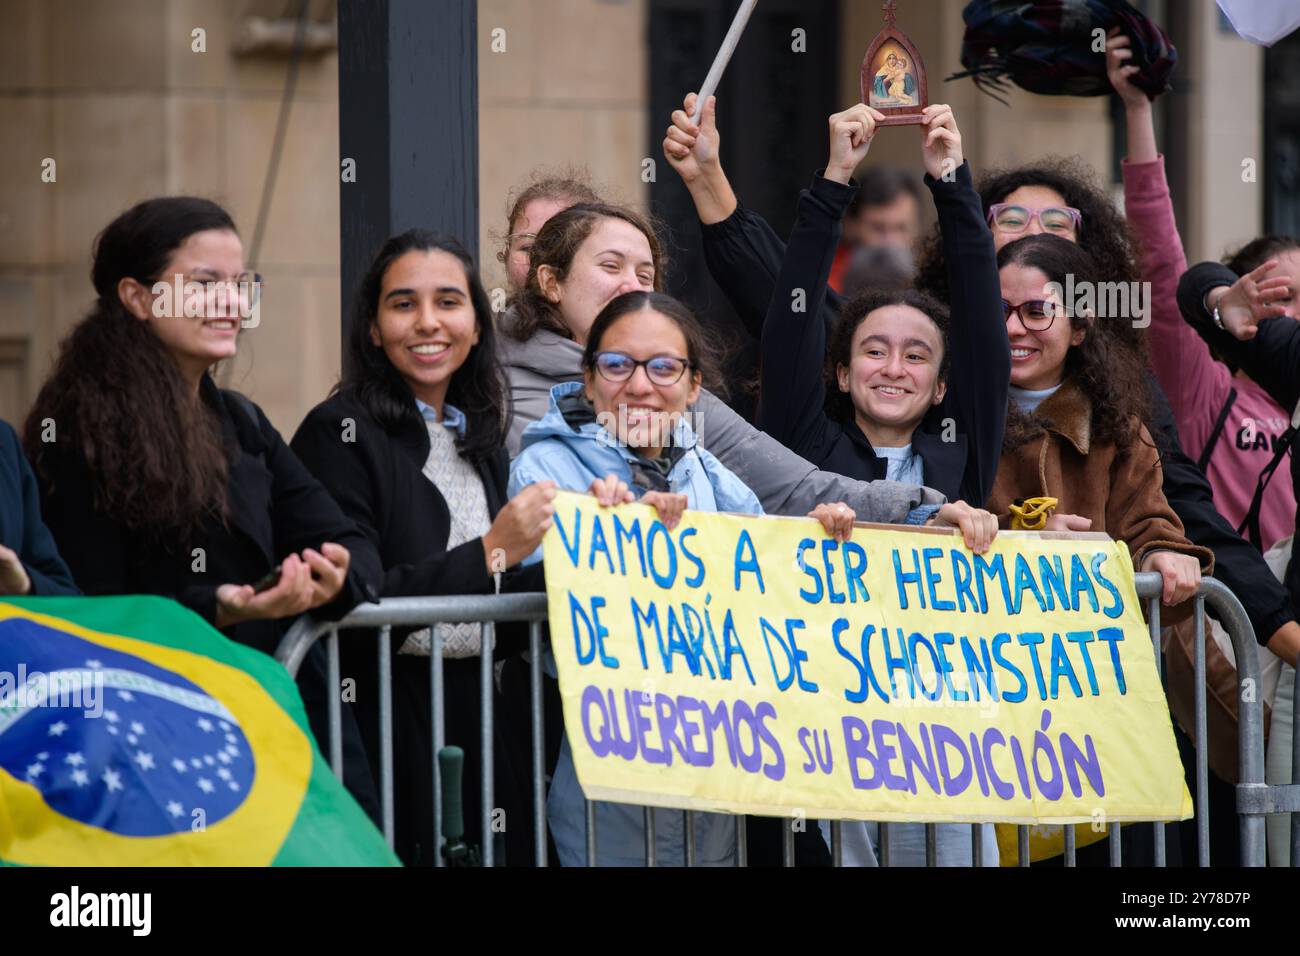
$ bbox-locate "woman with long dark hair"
[25,195,382,813]
[291,230,555,866]
[990,234,1208,596]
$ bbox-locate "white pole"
[690,0,760,124]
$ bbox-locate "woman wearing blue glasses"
[508,290,879,867]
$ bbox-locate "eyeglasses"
[497,232,538,263]
[591,351,693,386]
[155,272,264,306]
[987,203,1082,236]
[1001,298,1061,331]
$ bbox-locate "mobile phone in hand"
[251,564,282,594]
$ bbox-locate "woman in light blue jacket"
[510,291,864,866]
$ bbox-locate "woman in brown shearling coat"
[987,234,1212,613]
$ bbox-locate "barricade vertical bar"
[685,811,696,867]
[1063,824,1076,867]
[880,823,891,867]
[586,800,597,866]
[1198,577,1263,865]
[1194,600,1209,867]
[645,808,657,867]
[1109,822,1121,867]
[1147,596,1166,866]
[782,819,795,867]
[431,629,446,867]
[327,628,342,779]
[925,824,937,867]
[480,621,496,867]
[1292,664,1300,865]
[528,622,547,867]
[831,821,843,867]
[735,817,748,867]
[1017,826,1029,867]
[378,625,395,848]
[972,825,983,867]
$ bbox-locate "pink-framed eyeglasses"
[987,203,1083,236]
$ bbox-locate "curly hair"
[508,201,667,343]
[996,234,1149,452]
[24,197,235,537]
[916,155,1146,360]
[825,288,950,423]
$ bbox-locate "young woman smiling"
[758,101,1007,508]
[291,231,556,866]
[754,101,1006,867]
[26,196,382,814]
[498,200,1000,550]
[989,234,1210,608]
[509,290,861,867]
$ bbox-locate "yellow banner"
[542,492,1193,826]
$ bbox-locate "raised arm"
[1108,29,1229,434]
[1179,260,1300,411]
[757,105,881,456]
[920,105,1008,506]
[664,92,844,341]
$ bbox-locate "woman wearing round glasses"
[508,290,859,867]
[990,233,1208,607]
[985,202,1081,239]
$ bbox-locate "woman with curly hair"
[910,38,1300,671]
[991,233,1208,602]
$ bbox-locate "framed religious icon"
[861,0,928,126]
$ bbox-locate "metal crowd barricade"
[274,573,1280,867]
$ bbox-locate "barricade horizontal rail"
[274,573,1274,867]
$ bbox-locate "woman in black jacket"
[664,93,1297,676]
[0,419,78,596]
[747,102,1007,506]
[291,231,555,866]
[24,196,382,815]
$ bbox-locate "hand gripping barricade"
[275,574,1285,867]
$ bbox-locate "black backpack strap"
[1236,423,1297,551]
[1197,388,1237,473]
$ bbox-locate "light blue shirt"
[874,444,924,487]
[415,398,466,438]
[1009,384,1062,415]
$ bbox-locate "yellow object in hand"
[1008,496,1059,531]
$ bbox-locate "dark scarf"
[558,392,686,493]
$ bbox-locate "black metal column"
[338,0,478,350]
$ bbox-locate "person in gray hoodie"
[497,199,1002,547]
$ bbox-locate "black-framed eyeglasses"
[1001,298,1060,331]
[591,351,694,386]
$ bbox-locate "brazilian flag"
[0,596,398,866]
